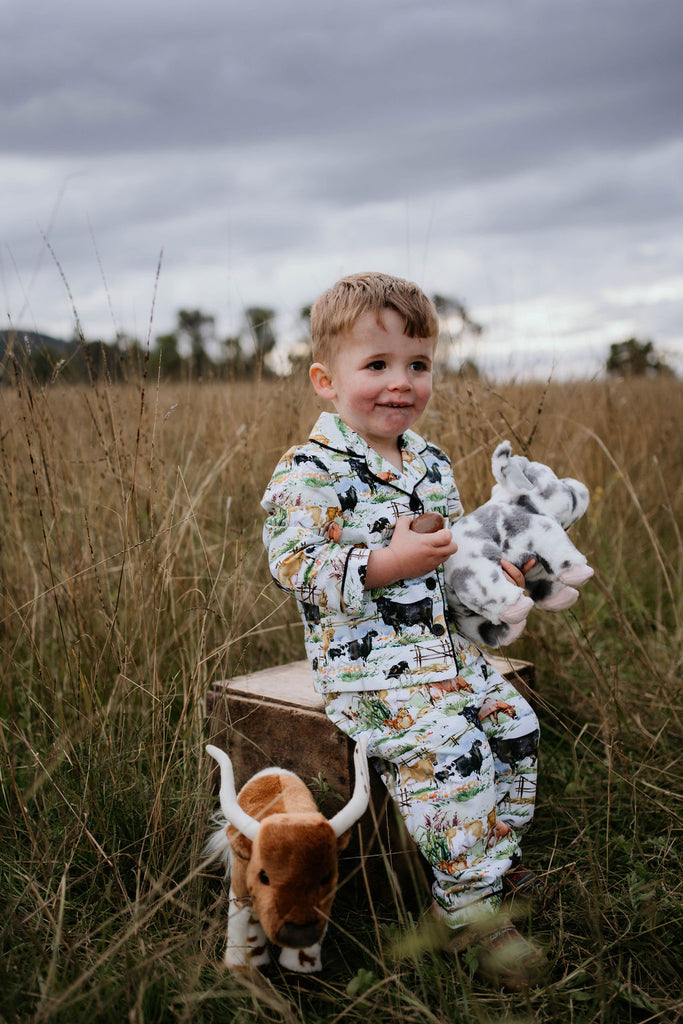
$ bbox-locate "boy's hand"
[364,515,458,589]
[500,558,536,588]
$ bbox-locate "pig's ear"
[336,829,352,852]
[228,827,253,862]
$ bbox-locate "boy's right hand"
[364,515,458,589]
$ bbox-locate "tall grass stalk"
[1,362,681,1023]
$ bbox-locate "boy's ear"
[309,362,336,400]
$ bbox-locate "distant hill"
[0,329,141,384]
[0,329,73,357]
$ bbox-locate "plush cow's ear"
[336,829,352,852]
[559,479,590,526]
[229,828,253,863]
[492,442,534,495]
[506,458,535,493]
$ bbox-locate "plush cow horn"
[206,745,260,841]
[328,736,371,838]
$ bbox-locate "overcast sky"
[2,0,682,377]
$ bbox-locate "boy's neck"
[334,414,403,470]
[374,441,403,471]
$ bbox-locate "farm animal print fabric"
[325,669,539,926]
[262,412,540,924]
[262,412,483,695]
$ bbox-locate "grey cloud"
[2,0,682,373]
[3,0,682,165]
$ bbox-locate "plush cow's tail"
[203,816,233,877]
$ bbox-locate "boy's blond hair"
[310,271,439,365]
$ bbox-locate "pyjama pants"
[324,661,539,929]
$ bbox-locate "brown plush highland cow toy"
[205,739,370,973]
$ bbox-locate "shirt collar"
[309,412,428,491]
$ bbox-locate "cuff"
[341,547,371,615]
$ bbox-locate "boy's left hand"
[500,558,535,588]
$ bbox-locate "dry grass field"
[1,364,681,1023]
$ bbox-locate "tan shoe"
[448,914,547,991]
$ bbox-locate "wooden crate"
[206,656,534,901]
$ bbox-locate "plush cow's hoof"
[279,945,323,973]
[224,956,270,975]
[500,595,534,624]
[558,565,594,586]
[499,618,528,644]
[535,586,579,611]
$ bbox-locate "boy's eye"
[411,360,430,372]
[367,360,385,371]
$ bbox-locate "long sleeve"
[261,450,371,617]
[259,414,476,694]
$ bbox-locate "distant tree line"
[1,295,486,386]
[1,302,675,385]
[0,306,284,385]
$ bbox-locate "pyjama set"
[262,412,539,928]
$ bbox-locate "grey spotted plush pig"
[442,441,593,648]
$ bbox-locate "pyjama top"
[261,412,485,695]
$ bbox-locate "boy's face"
[309,308,434,455]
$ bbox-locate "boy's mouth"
[378,402,412,409]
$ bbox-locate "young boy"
[261,272,545,987]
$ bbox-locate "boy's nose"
[389,372,410,391]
